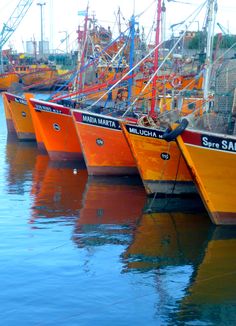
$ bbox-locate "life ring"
[171,76,182,88]
[162,118,189,142]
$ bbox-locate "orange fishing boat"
[70,0,205,179]
[4,92,36,140]
[72,110,138,175]
[15,64,59,89]
[161,0,235,225]
[28,98,84,161]
[0,72,19,91]
[24,93,47,153]
[172,126,236,224]
[2,92,17,136]
[120,120,195,195]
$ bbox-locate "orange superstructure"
[4,92,36,140]
[72,110,138,175]
[0,72,19,91]
[120,121,195,195]
[29,98,84,161]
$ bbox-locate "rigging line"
[173,48,236,102]
[83,39,166,111]
[122,0,207,117]
[212,41,236,68]
[172,69,205,95]
[144,4,157,44]
[135,0,157,19]
[51,27,131,101]
[168,145,183,195]
[169,0,208,34]
[122,35,187,115]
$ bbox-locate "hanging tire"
[162,118,189,142]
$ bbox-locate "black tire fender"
[162,118,189,142]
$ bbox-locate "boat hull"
[72,111,138,176]
[25,93,47,153]
[21,68,58,89]
[2,92,17,136]
[29,98,83,161]
[121,122,195,195]
[177,129,236,224]
[4,92,36,140]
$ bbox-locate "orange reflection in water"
[78,176,146,225]
[30,155,88,221]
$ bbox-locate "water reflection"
[178,226,236,324]
[5,138,38,194]
[123,198,211,271]
[73,175,147,247]
[2,135,236,325]
[122,202,236,324]
[31,156,88,221]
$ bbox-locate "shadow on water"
[3,136,236,325]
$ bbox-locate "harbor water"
[0,94,236,325]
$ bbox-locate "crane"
[0,0,34,72]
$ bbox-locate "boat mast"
[78,5,89,92]
[127,15,136,103]
[150,0,162,115]
[203,0,217,111]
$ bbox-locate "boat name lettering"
[202,136,236,152]
[221,139,236,152]
[15,98,27,105]
[82,115,98,124]
[202,136,220,149]
[35,104,62,114]
[82,114,119,129]
[97,118,116,128]
[127,126,162,138]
